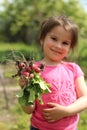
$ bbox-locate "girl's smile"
[50,48,62,55]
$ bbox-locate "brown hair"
[39,15,78,50]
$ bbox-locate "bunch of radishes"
[13,60,50,106]
[18,61,44,79]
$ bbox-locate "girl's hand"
[19,77,28,88]
[42,102,68,122]
[22,104,35,114]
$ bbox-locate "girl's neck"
[41,58,62,66]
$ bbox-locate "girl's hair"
[39,15,78,50]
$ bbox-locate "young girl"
[19,15,87,130]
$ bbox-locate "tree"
[0,0,87,43]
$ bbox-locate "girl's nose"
[55,42,62,48]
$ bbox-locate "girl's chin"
[49,58,61,63]
[42,57,61,65]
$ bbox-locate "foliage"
[0,0,87,43]
[68,38,87,78]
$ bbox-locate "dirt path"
[0,86,20,92]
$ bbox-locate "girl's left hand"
[42,102,68,122]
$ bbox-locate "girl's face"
[41,25,72,65]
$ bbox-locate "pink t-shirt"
[31,61,84,130]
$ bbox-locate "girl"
[19,15,87,130]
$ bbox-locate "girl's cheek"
[47,40,54,46]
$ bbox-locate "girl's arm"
[67,76,87,115]
[43,76,87,122]
[19,77,35,114]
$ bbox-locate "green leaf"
[39,80,51,93]
[39,80,46,90]
[16,89,24,98]
[28,88,35,104]
[18,96,28,106]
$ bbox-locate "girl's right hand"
[19,77,28,88]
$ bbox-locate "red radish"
[32,63,37,70]
[26,66,31,72]
[29,73,34,78]
[23,71,29,78]
[35,67,41,73]
[19,62,26,69]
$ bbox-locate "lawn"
[0,42,37,51]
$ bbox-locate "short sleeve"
[72,63,84,79]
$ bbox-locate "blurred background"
[0,0,87,130]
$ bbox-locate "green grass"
[0,102,31,130]
[0,42,38,51]
[78,110,87,130]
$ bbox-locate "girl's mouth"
[51,48,62,55]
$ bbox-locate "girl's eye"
[51,37,57,41]
[62,42,69,45]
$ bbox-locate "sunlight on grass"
[0,122,8,130]
[0,42,38,51]
[0,103,31,130]
[78,110,87,129]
